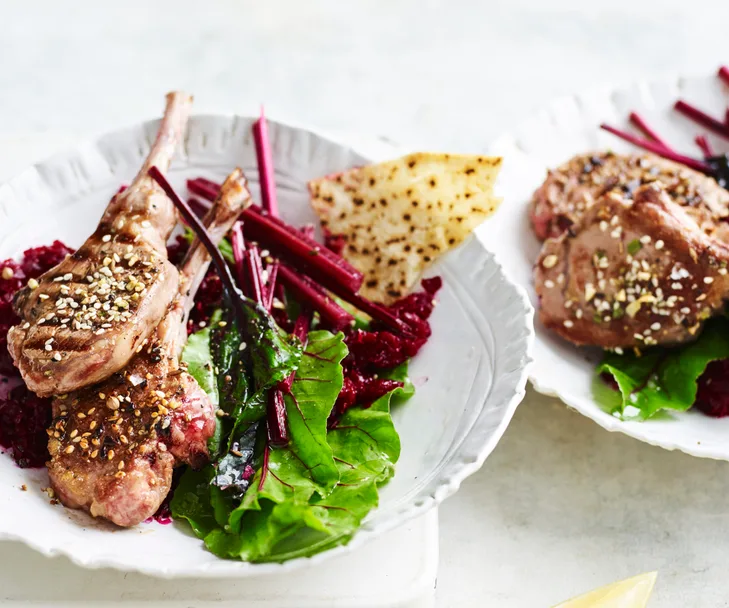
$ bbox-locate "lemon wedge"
[553,572,657,608]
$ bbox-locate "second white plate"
[480,71,729,460]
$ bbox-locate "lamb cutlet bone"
[47,169,252,528]
[535,184,729,350]
[8,92,193,397]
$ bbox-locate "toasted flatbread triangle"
[309,152,502,304]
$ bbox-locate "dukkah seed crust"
[48,341,200,474]
[530,151,729,242]
[29,240,158,339]
[535,183,729,350]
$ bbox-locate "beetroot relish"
[187,274,223,334]
[0,240,73,468]
[0,384,51,468]
[331,370,403,421]
[323,232,346,256]
[696,360,729,417]
[332,277,442,420]
[19,241,74,280]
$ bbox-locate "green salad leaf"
[170,467,217,538]
[172,327,415,563]
[210,368,407,563]
[184,227,234,264]
[182,310,222,456]
[597,318,729,420]
[182,319,219,408]
[282,330,346,493]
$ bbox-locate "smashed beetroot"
[323,232,346,255]
[695,360,729,417]
[19,241,73,280]
[0,385,51,468]
[187,273,223,334]
[389,276,442,321]
[166,234,190,266]
[331,369,403,423]
[0,242,72,468]
[346,329,424,371]
[332,277,441,420]
[0,261,24,305]
[347,277,442,372]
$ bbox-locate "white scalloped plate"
[480,71,729,459]
[0,116,533,576]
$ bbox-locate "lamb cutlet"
[535,184,729,350]
[47,169,252,528]
[529,151,729,242]
[8,92,193,397]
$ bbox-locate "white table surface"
[2,1,729,606]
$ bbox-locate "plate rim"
[0,113,534,576]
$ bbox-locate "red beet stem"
[258,445,270,490]
[695,135,714,159]
[252,107,280,216]
[278,264,354,331]
[241,205,363,293]
[244,245,266,306]
[719,66,729,88]
[674,100,729,140]
[291,311,311,343]
[600,124,712,173]
[189,177,362,292]
[341,290,414,335]
[264,261,279,311]
[187,178,220,202]
[628,112,673,150]
[188,178,362,293]
[149,167,249,326]
[188,197,211,218]
[231,222,246,288]
[279,312,312,394]
[266,390,289,446]
[250,114,283,309]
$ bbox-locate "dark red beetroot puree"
[0,241,73,468]
[696,360,729,417]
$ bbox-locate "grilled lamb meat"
[47,169,252,527]
[535,184,729,350]
[8,92,193,397]
[530,151,729,242]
